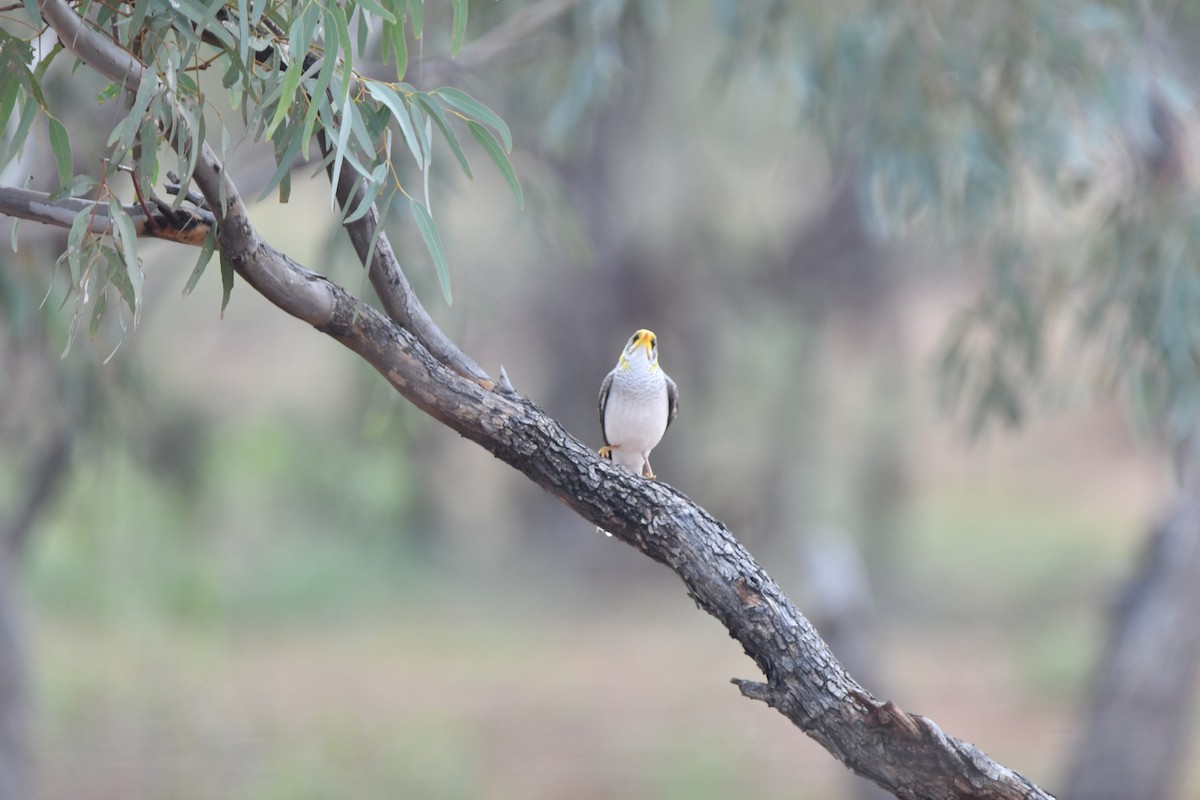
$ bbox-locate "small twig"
[164,171,209,210]
[117,164,159,229]
[498,365,516,393]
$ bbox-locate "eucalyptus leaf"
[413,93,471,176]
[46,115,72,186]
[436,86,512,151]
[365,80,423,168]
[183,225,218,297]
[220,251,235,315]
[467,120,523,208]
[409,197,452,305]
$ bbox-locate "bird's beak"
[635,331,654,358]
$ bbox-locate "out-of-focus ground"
[23,244,1196,799]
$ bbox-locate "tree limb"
[35,1,1055,797]
[0,185,213,246]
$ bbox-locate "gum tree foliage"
[0,0,518,348]
[718,0,1200,444]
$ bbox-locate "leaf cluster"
[720,0,1200,443]
[2,0,523,338]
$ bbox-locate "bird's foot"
[599,445,615,459]
[642,459,656,479]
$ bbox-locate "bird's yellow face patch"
[633,329,656,356]
[620,328,659,371]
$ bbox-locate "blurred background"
[3,1,1200,798]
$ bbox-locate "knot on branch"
[849,690,924,739]
[733,574,766,609]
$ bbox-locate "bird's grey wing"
[598,370,614,445]
[665,373,679,429]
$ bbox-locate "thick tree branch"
[36,2,1054,797]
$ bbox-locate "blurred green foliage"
[29,410,437,628]
[714,0,1200,444]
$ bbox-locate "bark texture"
[31,2,1056,797]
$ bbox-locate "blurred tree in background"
[1,0,1199,798]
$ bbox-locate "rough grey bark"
[31,2,1056,797]
[1062,454,1200,800]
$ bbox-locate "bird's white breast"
[604,375,669,457]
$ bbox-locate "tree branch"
[35,2,1055,797]
[0,185,213,246]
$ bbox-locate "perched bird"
[598,328,678,478]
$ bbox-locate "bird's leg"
[642,456,656,479]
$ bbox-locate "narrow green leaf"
[436,86,511,150]
[182,225,218,297]
[363,185,395,272]
[329,95,355,208]
[408,0,423,38]
[450,0,467,56]
[219,251,235,315]
[107,247,137,319]
[31,41,61,82]
[46,115,72,186]
[365,80,422,166]
[0,76,20,131]
[172,0,238,50]
[0,95,38,172]
[325,2,353,106]
[108,201,141,319]
[138,118,159,185]
[413,93,471,176]
[344,162,387,224]
[356,3,371,53]
[257,121,304,202]
[356,0,396,24]
[348,98,377,156]
[114,72,158,154]
[65,204,93,284]
[468,120,523,208]
[409,197,452,305]
[385,19,407,79]
[9,216,18,253]
[300,55,337,160]
[128,0,150,51]
[67,174,98,197]
[237,0,250,69]
[89,291,107,338]
[264,56,305,139]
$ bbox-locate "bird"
[598,328,678,479]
